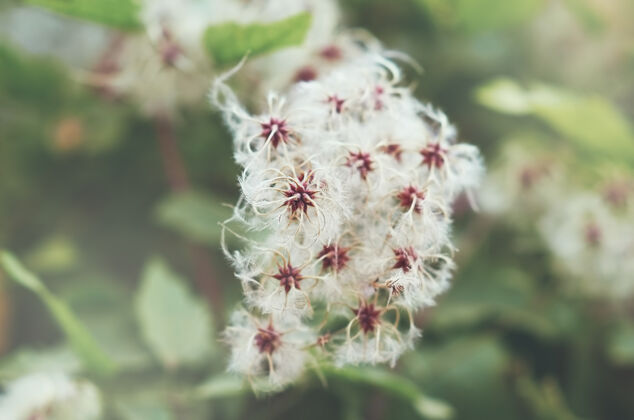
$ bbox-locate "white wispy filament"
[216,42,484,391]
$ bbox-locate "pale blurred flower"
[92,0,343,115]
[479,140,565,220]
[483,142,634,299]
[0,373,101,420]
[540,190,634,298]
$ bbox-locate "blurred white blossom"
[482,142,634,299]
[0,373,101,420]
[91,0,342,115]
[540,185,634,298]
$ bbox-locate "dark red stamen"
[389,283,405,297]
[420,143,447,169]
[159,28,184,67]
[316,333,331,348]
[273,262,304,294]
[603,181,630,208]
[393,247,418,272]
[294,66,317,82]
[397,185,425,213]
[519,167,539,190]
[327,95,346,114]
[346,151,373,180]
[318,244,350,272]
[254,324,281,354]
[354,302,381,334]
[380,143,403,162]
[260,118,291,148]
[584,222,601,247]
[374,85,385,110]
[283,172,318,217]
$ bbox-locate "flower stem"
[153,113,225,324]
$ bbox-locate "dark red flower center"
[318,244,350,272]
[317,333,331,348]
[519,167,539,190]
[346,151,373,180]
[254,324,281,354]
[354,302,381,334]
[283,173,318,217]
[327,95,346,113]
[393,247,418,272]
[294,66,318,82]
[159,28,184,67]
[603,182,630,208]
[273,263,304,294]
[380,143,403,162]
[389,283,405,296]
[260,118,291,148]
[420,143,447,169]
[320,45,342,61]
[374,85,385,110]
[397,185,425,213]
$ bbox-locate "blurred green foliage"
[1,252,117,376]
[476,78,634,164]
[204,12,313,65]
[24,0,141,29]
[135,258,214,369]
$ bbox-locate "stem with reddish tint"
[153,113,225,323]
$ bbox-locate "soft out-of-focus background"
[1,0,634,419]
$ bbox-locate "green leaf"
[25,0,141,30]
[417,0,542,33]
[516,375,580,420]
[453,0,541,33]
[406,336,518,419]
[59,274,154,371]
[116,399,173,420]
[0,251,117,376]
[155,191,233,246]
[26,235,78,273]
[135,258,213,369]
[429,265,535,329]
[0,43,68,109]
[321,366,453,419]
[204,12,313,65]
[193,374,248,399]
[473,78,533,115]
[475,78,634,164]
[608,323,634,366]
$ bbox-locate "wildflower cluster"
[218,46,483,388]
[481,142,634,299]
[0,373,101,420]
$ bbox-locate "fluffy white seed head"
[217,20,483,390]
[0,373,102,420]
[224,309,315,390]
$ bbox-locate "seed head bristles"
[217,47,484,390]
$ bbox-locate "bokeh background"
[1,0,634,419]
